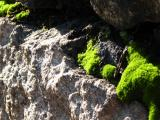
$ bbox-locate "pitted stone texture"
[0,18,147,120]
[0,17,33,47]
[98,40,123,67]
[114,101,147,120]
[0,18,15,46]
[91,0,160,29]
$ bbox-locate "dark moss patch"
[77,37,119,82]
[116,42,160,120]
[77,28,124,79]
[15,9,30,21]
[0,1,10,16]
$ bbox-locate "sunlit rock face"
[90,0,160,29]
[0,17,147,120]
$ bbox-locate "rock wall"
[90,0,160,29]
[0,18,147,120]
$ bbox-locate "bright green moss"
[0,1,10,16]
[148,102,160,120]
[7,2,23,15]
[78,39,100,75]
[0,0,16,16]
[15,9,30,21]
[116,42,160,120]
[101,64,116,80]
[7,2,30,21]
[0,1,29,21]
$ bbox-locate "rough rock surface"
[98,40,123,67]
[0,18,147,119]
[90,0,160,29]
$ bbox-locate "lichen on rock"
[116,42,160,120]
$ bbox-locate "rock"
[98,40,124,68]
[114,101,147,120]
[0,18,15,46]
[90,0,160,29]
[0,17,33,47]
[0,18,147,119]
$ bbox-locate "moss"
[78,39,100,75]
[148,102,160,120]
[7,2,30,21]
[0,1,30,21]
[0,1,10,16]
[15,9,30,21]
[116,42,160,120]
[7,2,23,15]
[101,64,116,80]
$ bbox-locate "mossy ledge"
[0,0,30,21]
[116,42,160,120]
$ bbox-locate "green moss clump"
[101,64,116,80]
[15,9,30,21]
[0,1,10,16]
[78,39,100,75]
[7,2,23,15]
[116,42,160,120]
[0,1,30,21]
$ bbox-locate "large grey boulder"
[0,18,147,120]
[90,0,160,29]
